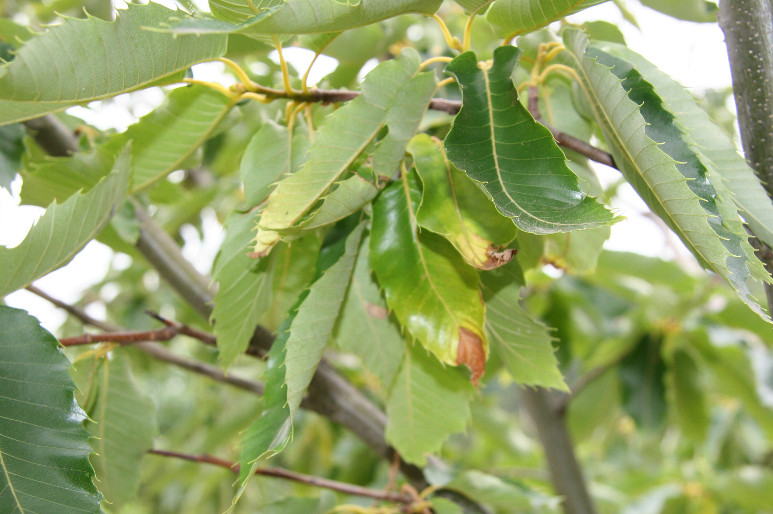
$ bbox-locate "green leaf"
[564,30,771,319]
[454,0,495,13]
[542,226,611,274]
[409,134,518,270]
[236,333,292,494]
[240,121,291,210]
[619,334,667,429]
[0,123,24,190]
[485,0,607,38]
[444,46,617,234]
[74,353,156,509]
[283,220,366,417]
[168,0,443,36]
[713,467,773,510]
[0,3,227,125]
[640,0,717,22]
[597,42,773,250]
[212,212,274,369]
[21,85,234,206]
[371,172,488,384]
[334,236,405,391]
[0,147,130,297]
[0,306,100,513]
[253,49,432,255]
[481,262,567,390]
[665,347,709,443]
[445,470,544,511]
[385,344,472,466]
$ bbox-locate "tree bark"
[719,0,773,311]
[521,388,596,514]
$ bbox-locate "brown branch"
[23,114,79,156]
[59,315,216,347]
[147,449,414,505]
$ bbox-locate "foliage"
[2,0,772,512]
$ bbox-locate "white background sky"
[0,0,734,333]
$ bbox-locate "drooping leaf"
[409,134,517,270]
[597,42,773,250]
[444,46,617,234]
[167,0,443,37]
[73,353,156,509]
[481,261,567,390]
[485,0,607,38]
[283,220,366,417]
[619,334,667,430]
[0,306,100,513]
[334,236,405,391]
[0,146,130,297]
[385,344,472,466]
[253,49,433,255]
[0,3,227,125]
[371,172,488,384]
[563,30,770,318]
[21,85,234,206]
[212,212,274,369]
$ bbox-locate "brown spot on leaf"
[457,327,486,387]
[481,246,517,270]
[246,251,264,259]
[365,302,388,319]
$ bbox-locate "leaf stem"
[462,13,477,52]
[147,449,414,504]
[431,14,462,52]
[272,35,295,95]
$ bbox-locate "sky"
[0,0,735,333]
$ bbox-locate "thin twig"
[26,284,113,331]
[147,449,414,504]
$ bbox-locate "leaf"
[371,172,488,384]
[0,123,24,190]
[481,262,567,390]
[664,347,709,443]
[0,146,130,297]
[73,353,156,509]
[21,85,234,206]
[240,121,291,210]
[212,212,274,369]
[253,49,432,255]
[0,306,100,513]
[283,220,366,417]
[385,344,472,466]
[334,236,405,391]
[167,0,443,37]
[563,30,770,318]
[640,0,718,22]
[454,0,495,13]
[234,219,366,505]
[409,134,518,270]
[541,226,611,274]
[0,3,227,125]
[445,470,543,510]
[444,46,617,234]
[597,42,773,250]
[485,0,607,38]
[618,334,667,429]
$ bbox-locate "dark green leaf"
[0,306,100,513]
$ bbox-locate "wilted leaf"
[444,46,617,234]
[371,172,488,384]
[0,306,100,513]
[410,134,517,269]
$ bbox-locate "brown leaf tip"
[457,327,486,387]
[482,247,517,270]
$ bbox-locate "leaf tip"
[457,327,486,386]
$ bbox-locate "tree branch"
[147,449,415,505]
[719,0,773,313]
[23,114,79,156]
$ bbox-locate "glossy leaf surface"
[410,134,517,269]
[0,148,130,297]
[0,3,227,124]
[444,46,616,234]
[371,173,488,384]
[486,0,606,37]
[0,307,100,513]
